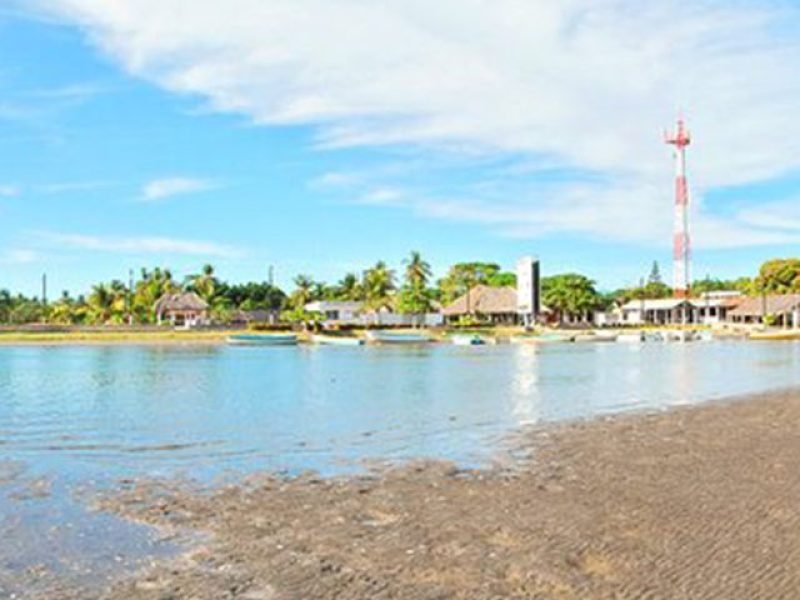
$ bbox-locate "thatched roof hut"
[442,285,518,322]
[154,292,209,327]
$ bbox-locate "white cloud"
[35,0,800,247]
[0,249,39,264]
[35,231,242,258]
[0,184,20,197]
[140,177,216,201]
[36,180,115,194]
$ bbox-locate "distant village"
[2,254,799,330]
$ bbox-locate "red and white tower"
[665,118,691,298]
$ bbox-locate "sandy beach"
[25,388,799,599]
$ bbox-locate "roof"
[154,292,209,313]
[620,298,694,311]
[305,301,363,312]
[442,285,518,316]
[230,309,278,322]
[727,294,800,317]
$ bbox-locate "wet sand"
[34,390,800,598]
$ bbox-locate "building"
[304,300,443,327]
[619,293,741,326]
[304,300,363,323]
[727,294,800,327]
[442,285,521,325]
[620,298,697,325]
[229,309,280,326]
[154,292,209,327]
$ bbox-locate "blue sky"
[3,1,800,297]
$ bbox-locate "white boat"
[510,333,573,344]
[311,334,364,346]
[574,332,618,343]
[617,332,644,343]
[227,333,298,346]
[451,334,485,346]
[365,330,432,344]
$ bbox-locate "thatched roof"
[154,292,209,313]
[727,294,800,318]
[442,285,518,316]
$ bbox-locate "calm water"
[2,340,800,481]
[3,340,800,593]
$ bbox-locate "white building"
[304,300,362,322]
[305,300,443,327]
[619,293,741,326]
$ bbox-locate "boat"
[365,330,432,344]
[574,332,618,343]
[617,332,644,343]
[311,334,364,346]
[227,333,298,346]
[749,330,800,341]
[510,333,573,344]
[451,334,485,346]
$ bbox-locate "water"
[3,341,800,480]
[2,340,800,592]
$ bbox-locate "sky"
[3,0,800,297]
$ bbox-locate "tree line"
[1,255,797,325]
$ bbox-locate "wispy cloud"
[140,177,217,202]
[35,180,116,194]
[0,249,39,265]
[0,184,20,197]
[35,231,243,259]
[38,0,800,247]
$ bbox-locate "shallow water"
[2,340,800,593]
[3,341,800,480]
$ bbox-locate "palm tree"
[404,251,432,289]
[336,273,364,301]
[186,264,218,301]
[400,251,433,325]
[363,261,396,311]
[289,275,315,310]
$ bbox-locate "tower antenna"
[665,117,691,299]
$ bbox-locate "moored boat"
[749,330,800,341]
[365,330,431,344]
[451,334,485,346]
[510,333,573,344]
[227,333,298,346]
[311,334,364,346]
[617,332,644,343]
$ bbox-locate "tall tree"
[363,261,396,311]
[541,273,601,323]
[186,264,218,302]
[648,261,663,285]
[398,251,433,322]
[289,275,316,310]
[335,273,364,301]
[755,258,800,293]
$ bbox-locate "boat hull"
[311,334,364,346]
[227,334,298,346]
[365,331,431,344]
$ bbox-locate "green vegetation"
[541,273,602,323]
[1,255,797,327]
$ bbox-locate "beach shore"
[35,389,800,599]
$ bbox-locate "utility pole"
[41,273,47,306]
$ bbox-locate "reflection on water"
[2,341,800,480]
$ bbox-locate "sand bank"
[36,389,800,598]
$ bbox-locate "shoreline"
[39,388,800,599]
